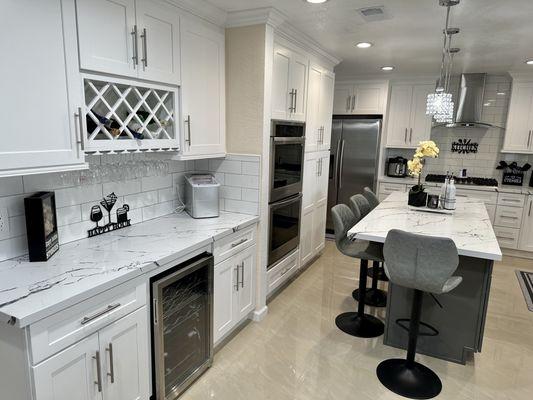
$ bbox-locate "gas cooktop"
[425,174,499,187]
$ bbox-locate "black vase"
[408,188,428,207]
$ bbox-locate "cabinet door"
[385,85,413,148]
[409,84,434,145]
[272,46,292,120]
[236,245,257,321]
[135,0,181,84]
[33,333,101,400]
[519,196,533,252]
[503,83,533,152]
[333,84,353,114]
[290,51,308,122]
[181,18,226,158]
[312,201,328,254]
[213,257,237,343]
[300,154,317,265]
[76,0,136,78]
[353,84,384,114]
[306,66,322,153]
[319,72,335,151]
[98,307,149,400]
[0,0,85,177]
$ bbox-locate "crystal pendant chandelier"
[426,0,461,124]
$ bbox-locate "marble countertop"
[378,176,533,195]
[0,212,258,328]
[348,192,502,261]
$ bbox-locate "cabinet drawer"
[267,249,299,296]
[455,189,498,205]
[214,225,256,264]
[493,226,520,249]
[30,281,146,364]
[497,192,526,208]
[495,205,523,228]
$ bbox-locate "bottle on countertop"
[444,177,457,210]
[439,171,449,209]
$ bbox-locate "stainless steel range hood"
[441,73,504,129]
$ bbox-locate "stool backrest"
[383,229,460,294]
[363,187,380,210]
[331,204,360,247]
[350,194,371,218]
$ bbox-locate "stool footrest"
[395,318,439,337]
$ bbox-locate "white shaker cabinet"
[333,82,387,115]
[0,0,86,177]
[33,307,149,400]
[77,0,180,85]
[213,244,256,344]
[385,83,434,148]
[305,66,335,153]
[300,151,330,266]
[180,18,226,159]
[502,81,533,153]
[519,195,533,252]
[272,44,308,122]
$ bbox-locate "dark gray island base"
[383,256,493,364]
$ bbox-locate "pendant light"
[426,0,461,124]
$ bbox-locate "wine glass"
[90,205,103,227]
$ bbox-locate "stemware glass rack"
[82,74,180,154]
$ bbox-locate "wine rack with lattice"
[82,75,180,153]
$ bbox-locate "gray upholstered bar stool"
[377,229,462,399]
[349,194,387,308]
[331,204,384,338]
[363,187,389,283]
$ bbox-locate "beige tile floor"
[184,241,533,399]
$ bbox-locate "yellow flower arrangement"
[408,140,440,188]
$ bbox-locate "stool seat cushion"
[339,238,384,262]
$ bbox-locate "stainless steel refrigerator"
[326,117,382,232]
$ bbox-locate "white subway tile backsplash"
[0,177,24,196]
[194,159,209,172]
[55,184,103,208]
[141,175,172,191]
[57,205,82,227]
[209,159,242,174]
[224,199,259,215]
[158,187,176,203]
[0,236,27,262]
[241,161,260,176]
[124,190,159,209]
[242,188,259,202]
[220,186,242,200]
[142,201,175,221]
[225,174,259,189]
[103,179,141,196]
[0,194,27,217]
[9,215,26,238]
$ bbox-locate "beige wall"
[225,25,266,155]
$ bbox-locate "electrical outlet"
[0,207,10,240]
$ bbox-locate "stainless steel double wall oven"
[268,120,305,268]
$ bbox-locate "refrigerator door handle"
[338,139,346,189]
[333,139,342,189]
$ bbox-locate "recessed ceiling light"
[356,42,373,49]
[497,92,506,96]
[526,60,533,65]
[381,66,394,71]
[305,0,328,3]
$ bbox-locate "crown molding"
[509,71,533,81]
[226,7,285,29]
[225,7,341,68]
[165,0,227,27]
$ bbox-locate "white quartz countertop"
[0,212,258,328]
[348,192,503,261]
[379,176,533,195]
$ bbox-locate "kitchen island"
[348,191,502,364]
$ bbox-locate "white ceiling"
[206,0,533,78]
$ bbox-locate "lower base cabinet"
[213,244,256,344]
[33,306,150,400]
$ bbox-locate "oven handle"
[270,193,303,209]
[272,137,305,144]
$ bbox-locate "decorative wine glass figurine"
[90,205,103,228]
[100,192,118,225]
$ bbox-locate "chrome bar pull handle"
[93,351,103,393]
[140,28,148,68]
[240,262,245,288]
[294,89,298,112]
[131,25,138,67]
[81,303,121,325]
[106,343,115,383]
[404,128,408,143]
[231,238,248,248]
[74,107,84,157]
[351,95,356,111]
[409,128,413,143]
[185,115,191,145]
[235,266,239,291]
[346,96,350,112]
[528,130,532,148]
[529,198,532,217]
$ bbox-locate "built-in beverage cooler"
[151,253,214,400]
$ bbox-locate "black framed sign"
[451,139,479,154]
[24,192,59,262]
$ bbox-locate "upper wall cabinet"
[179,18,226,159]
[306,65,335,152]
[385,83,434,148]
[0,0,86,177]
[502,80,533,153]
[333,82,387,115]
[272,44,308,122]
[77,0,181,85]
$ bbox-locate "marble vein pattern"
[348,191,502,261]
[0,211,258,327]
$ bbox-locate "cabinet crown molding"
[165,0,227,27]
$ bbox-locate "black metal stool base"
[335,312,384,338]
[352,288,387,307]
[376,359,442,399]
[368,266,389,282]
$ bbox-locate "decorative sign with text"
[451,139,479,154]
